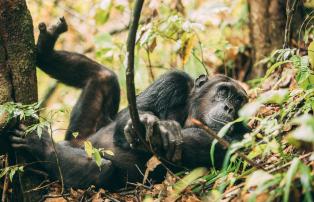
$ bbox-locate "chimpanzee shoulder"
[113,70,194,148]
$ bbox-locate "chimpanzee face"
[189,75,248,132]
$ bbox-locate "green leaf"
[143,195,154,202]
[103,150,114,156]
[172,167,207,198]
[299,164,313,202]
[264,60,291,79]
[308,41,314,68]
[0,167,9,179]
[37,126,42,138]
[239,101,263,118]
[84,141,93,158]
[291,114,314,142]
[260,89,289,104]
[72,132,79,139]
[283,158,300,202]
[210,118,244,167]
[92,148,102,168]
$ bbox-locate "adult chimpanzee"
[9,18,248,190]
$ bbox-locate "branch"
[191,119,266,171]
[283,0,299,48]
[126,0,146,142]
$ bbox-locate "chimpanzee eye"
[216,87,229,100]
[235,97,242,105]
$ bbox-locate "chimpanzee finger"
[9,136,26,144]
[13,129,25,137]
[11,143,28,150]
[171,125,183,162]
[159,124,169,151]
[144,119,154,142]
[165,130,176,161]
[19,124,27,130]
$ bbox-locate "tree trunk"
[0,0,42,201]
[248,0,305,79]
[248,0,286,79]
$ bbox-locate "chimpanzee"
[9,18,248,190]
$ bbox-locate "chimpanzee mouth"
[208,116,230,125]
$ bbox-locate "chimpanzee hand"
[124,114,183,162]
[9,125,54,160]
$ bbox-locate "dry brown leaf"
[143,156,161,184]
[181,34,197,66]
[45,198,67,202]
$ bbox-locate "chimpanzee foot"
[38,17,68,36]
[37,17,68,55]
[49,17,68,35]
[124,114,183,162]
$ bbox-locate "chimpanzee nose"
[224,104,234,114]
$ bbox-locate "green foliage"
[84,140,114,169]
[0,102,40,123]
[0,165,24,182]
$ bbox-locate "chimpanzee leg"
[65,72,120,141]
[10,126,114,189]
[36,18,120,142]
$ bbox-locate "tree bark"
[0,0,42,201]
[248,0,286,78]
[247,0,304,79]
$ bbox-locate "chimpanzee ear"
[195,74,208,88]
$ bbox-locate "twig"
[48,122,64,194]
[145,46,155,82]
[126,0,147,145]
[39,193,70,202]
[191,119,265,171]
[24,180,54,193]
[125,2,184,176]
[1,155,9,202]
[283,0,299,48]
[268,152,312,173]
[194,32,209,76]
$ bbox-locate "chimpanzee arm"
[10,127,113,189]
[115,71,194,148]
[180,127,227,168]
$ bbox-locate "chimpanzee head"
[186,74,248,132]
